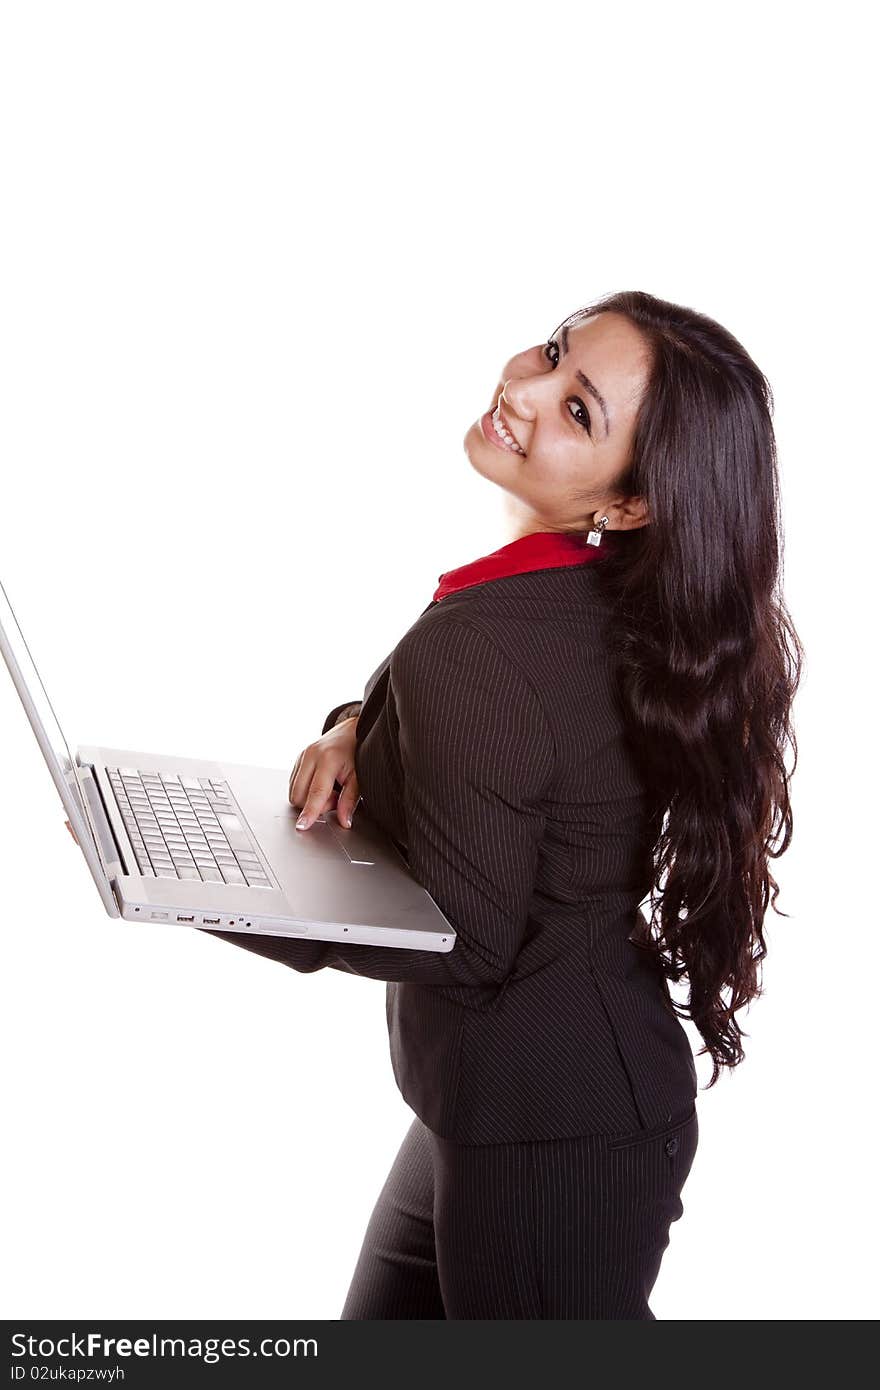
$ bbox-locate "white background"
[0,0,875,1321]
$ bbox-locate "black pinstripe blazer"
[203,559,698,1144]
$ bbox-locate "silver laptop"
[0,574,456,952]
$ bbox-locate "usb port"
[176,914,195,923]
[202,916,220,925]
[150,911,169,921]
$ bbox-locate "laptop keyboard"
[107,768,274,889]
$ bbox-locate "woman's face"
[463,310,653,534]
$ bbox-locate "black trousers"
[340,1105,699,1320]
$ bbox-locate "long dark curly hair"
[558,289,804,1087]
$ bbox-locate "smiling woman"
[202,287,803,1320]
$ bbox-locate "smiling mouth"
[481,406,526,456]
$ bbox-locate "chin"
[463,424,513,487]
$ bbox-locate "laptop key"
[216,814,253,851]
[220,864,246,885]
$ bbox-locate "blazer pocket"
[587,938,698,1132]
[587,954,645,1125]
[606,1104,697,1152]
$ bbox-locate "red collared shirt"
[433,528,617,602]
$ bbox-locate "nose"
[500,346,549,419]
[501,375,536,423]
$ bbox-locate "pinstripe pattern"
[340,1107,699,1319]
[203,560,698,1144]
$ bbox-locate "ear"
[613,494,650,530]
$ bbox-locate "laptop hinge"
[75,763,128,878]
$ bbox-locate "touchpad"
[320,812,378,866]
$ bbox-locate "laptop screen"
[0,573,109,888]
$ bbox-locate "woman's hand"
[288,716,361,831]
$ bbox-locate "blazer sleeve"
[199,614,556,987]
[321,700,362,734]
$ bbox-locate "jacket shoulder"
[392,605,554,738]
[392,603,545,701]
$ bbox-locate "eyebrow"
[560,322,610,438]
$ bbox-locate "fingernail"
[296,815,308,830]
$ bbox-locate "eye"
[543,338,592,437]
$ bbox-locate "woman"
[201,288,803,1319]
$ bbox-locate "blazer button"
[665,1135,680,1156]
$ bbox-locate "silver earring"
[586,514,610,547]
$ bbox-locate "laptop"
[0,574,456,953]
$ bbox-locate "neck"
[500,494,580,545]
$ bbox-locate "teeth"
[492,406,525,455]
